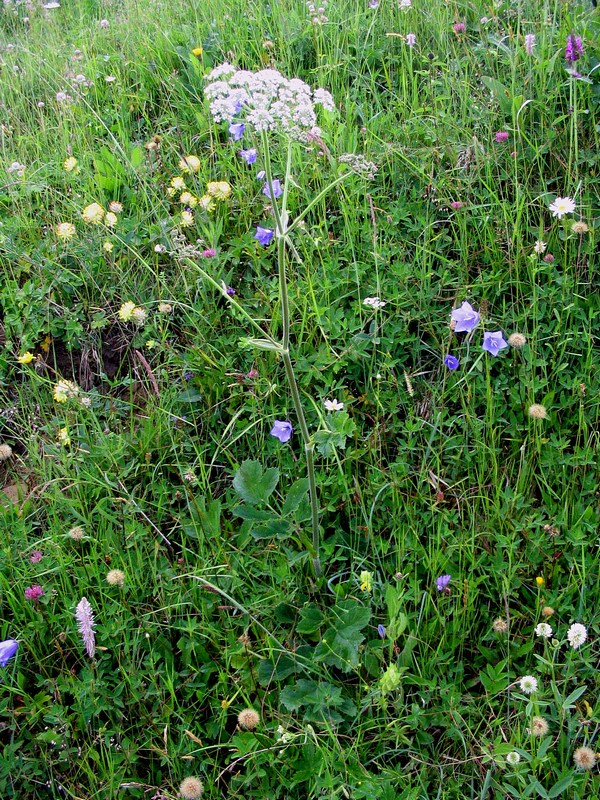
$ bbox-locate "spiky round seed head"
[530,716,549,737]
[571,221,589,235]
[542,606,555,617]
[573,746,596,771]
[508,332,526,348]
[179,776,204,799]
[238,708,260,730]
[492,617,508,633]
[528,404,548,420]
[68,526,85,540]
[106,569,125,587]
[0,444,13,461]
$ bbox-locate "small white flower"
[567,623,587,649]
[533,239,547,254]
[324,399,344,412]
[363,296,386,309]
[535,622,553,639]
[518,675,538,694]
[549,196,576,219]
[99,19,109,28]
[506,751,521,766]
[105,76,116,83]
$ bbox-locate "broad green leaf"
[282,478,309,515]
[314,600,371,672]
[232,459,279,505]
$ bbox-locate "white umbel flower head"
[518,675,538,694]
[567,623,587,649]
[204,64,335,142]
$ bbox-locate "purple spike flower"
[75,597,96,658]
[565,34,583,63]
[436,574,451,591]
[229,122,245,140]
[255,226,274,246]
[262,179,283,200]
[482,331,509,356]
[0,639,18,667]
[270,420,293,443]
[239,148,257,165]
[450,301,480,333]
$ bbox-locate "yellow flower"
[206,181,231,200]
[145,339,157,349]
[118,301,136,322]
[180,210,194,227]
[63,156,78,172]
[535,576,545,588]
[53,379,79,403]
[198,194,215,212]
[56,222,76,240]
[359,570,373,593]
[180,191,198,207]
[192,47,203,57]
[82,202,105,224]
[18,351,35,364]
[104,211,118,227]
[170,176,186,190]
[58,427,71,446]
[103,241,114,252]
[179,155,201,173]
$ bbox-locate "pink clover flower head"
[202,248,216,258]
[565,34,583,63]
[482,331,509,356]
[0,639,19,667]
[270,420,293,443]
[255,226,274,246]
[450,201,463,210]
[436,574,451,591]
[30,550,43,563]
[75,597,96,658]
[25,584,44,601]
[453,22,466,33]
[495,131,509,143]
[451,301,480,333]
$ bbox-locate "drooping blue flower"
[436,574,451,591]
[482,331,509,356]
[444,354,460,370]
[270,420,293,443]
[0,639,18,667]
[239,148,257,165]
[262,179,283,200]
[377,624,386,639]
[229,122,245,141]
[255,226,274,246]
[451,301,480,333]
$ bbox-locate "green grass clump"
[0,0,599,797]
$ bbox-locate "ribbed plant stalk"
[262,132,322,577]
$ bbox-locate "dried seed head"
[237,708,260,730]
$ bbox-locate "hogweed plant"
[194,64,359,576]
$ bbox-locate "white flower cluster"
[204,64,335,141]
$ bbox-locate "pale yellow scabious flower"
[170,176,186,190]
[63,156,78,172]
[53,380,79,403]
[179,192,198,207]
[82,202,105,224]
[179,155,200,173]
[206,181,231,200]
[56,222,76,240]
[118,301,136,322]
[180,210,194,227]
[198,194,215,212]
[104,211,118,227]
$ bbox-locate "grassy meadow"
[0,0,599,797]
